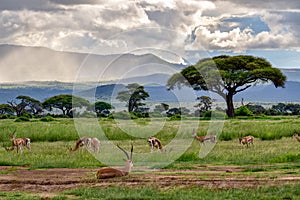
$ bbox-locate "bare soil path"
[0,166,299,198]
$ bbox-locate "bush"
[235,106,253,116]
[0,114,15,119]
[21,113,33,118]
[40,116,55,122]
[168,114,181,121]
[131,112,149,118]
[14,116,30,122]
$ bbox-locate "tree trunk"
[226,93,235,118]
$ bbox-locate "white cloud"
[0,0,300,54]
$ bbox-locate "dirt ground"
[0,165,299,198]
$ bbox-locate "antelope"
[90,137,100,153]
[192,132,216,145]
[70,136,100,153]
[5,131,31,153]
[70,136,91,152]
[148,137,164,152]
[239,135,254,147]
[96,144,133,179]
[293,130,300,142]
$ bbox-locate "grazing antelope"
[5,131,31,153]
[239,135,254,147]
[90,137,100,153]
[96,145,133,179]
[70,136,91,152]
[148,137,164,152]
[293,130,300,142]
[70,136,100,153]
[192,132,216,145]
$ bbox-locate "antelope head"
[96,144,134,179]
[117,144,133,172]
[9,130,17,141]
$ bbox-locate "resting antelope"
[70,136,100,153]
[293,131,300,142]
[96,145,133,179]
[148,137,164,152]
[239,135,254,147]
[5,131,31,153]
[192,132,216,145]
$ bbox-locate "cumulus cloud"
[0,0,299,54]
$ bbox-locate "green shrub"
[168,114,181,121]
[14,116,30,122]
[235,106,253,116]
[40,116,55,122]
[0,114,15,119]
[21,113,33,118]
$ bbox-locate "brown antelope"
[239,135,254,147]
[5,131,31,153]
[148,137,164,152]
[293,130,300,142]
[70,136,100,153]
[70,136,90,152]
[90,137,100,153]
[192,132,216,145]
[96,145,133,179]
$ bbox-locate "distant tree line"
[0,94,115,120]
[1,92,300,121]
[236,103,300,116]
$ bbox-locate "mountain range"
[0,45,299,105]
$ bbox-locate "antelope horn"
[117,144,129,160]
[130,144,133,160]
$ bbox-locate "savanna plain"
[0,116,300,199]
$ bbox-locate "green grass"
[1,117,300,168]
[59,184,300,200]
[0,192,40,200]
[0,141,103,168]
[1,116,299,142]
[0,117,300,199]
[0,136,299,169]
[0,184,299,200]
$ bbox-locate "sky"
[1,0,300,82]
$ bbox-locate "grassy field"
[0,117,300,199]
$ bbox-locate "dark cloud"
[0,0,57,11]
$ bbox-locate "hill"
[0,80,299,105]
[0,44,183,83]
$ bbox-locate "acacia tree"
[7,95,42,116]
[93,101,114,117]
[167,55,286,117]
[0,104,14,115]
[195,96,213,113]
[17,95,43,115]
[116,83,150,112]
[43,94,90,117]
